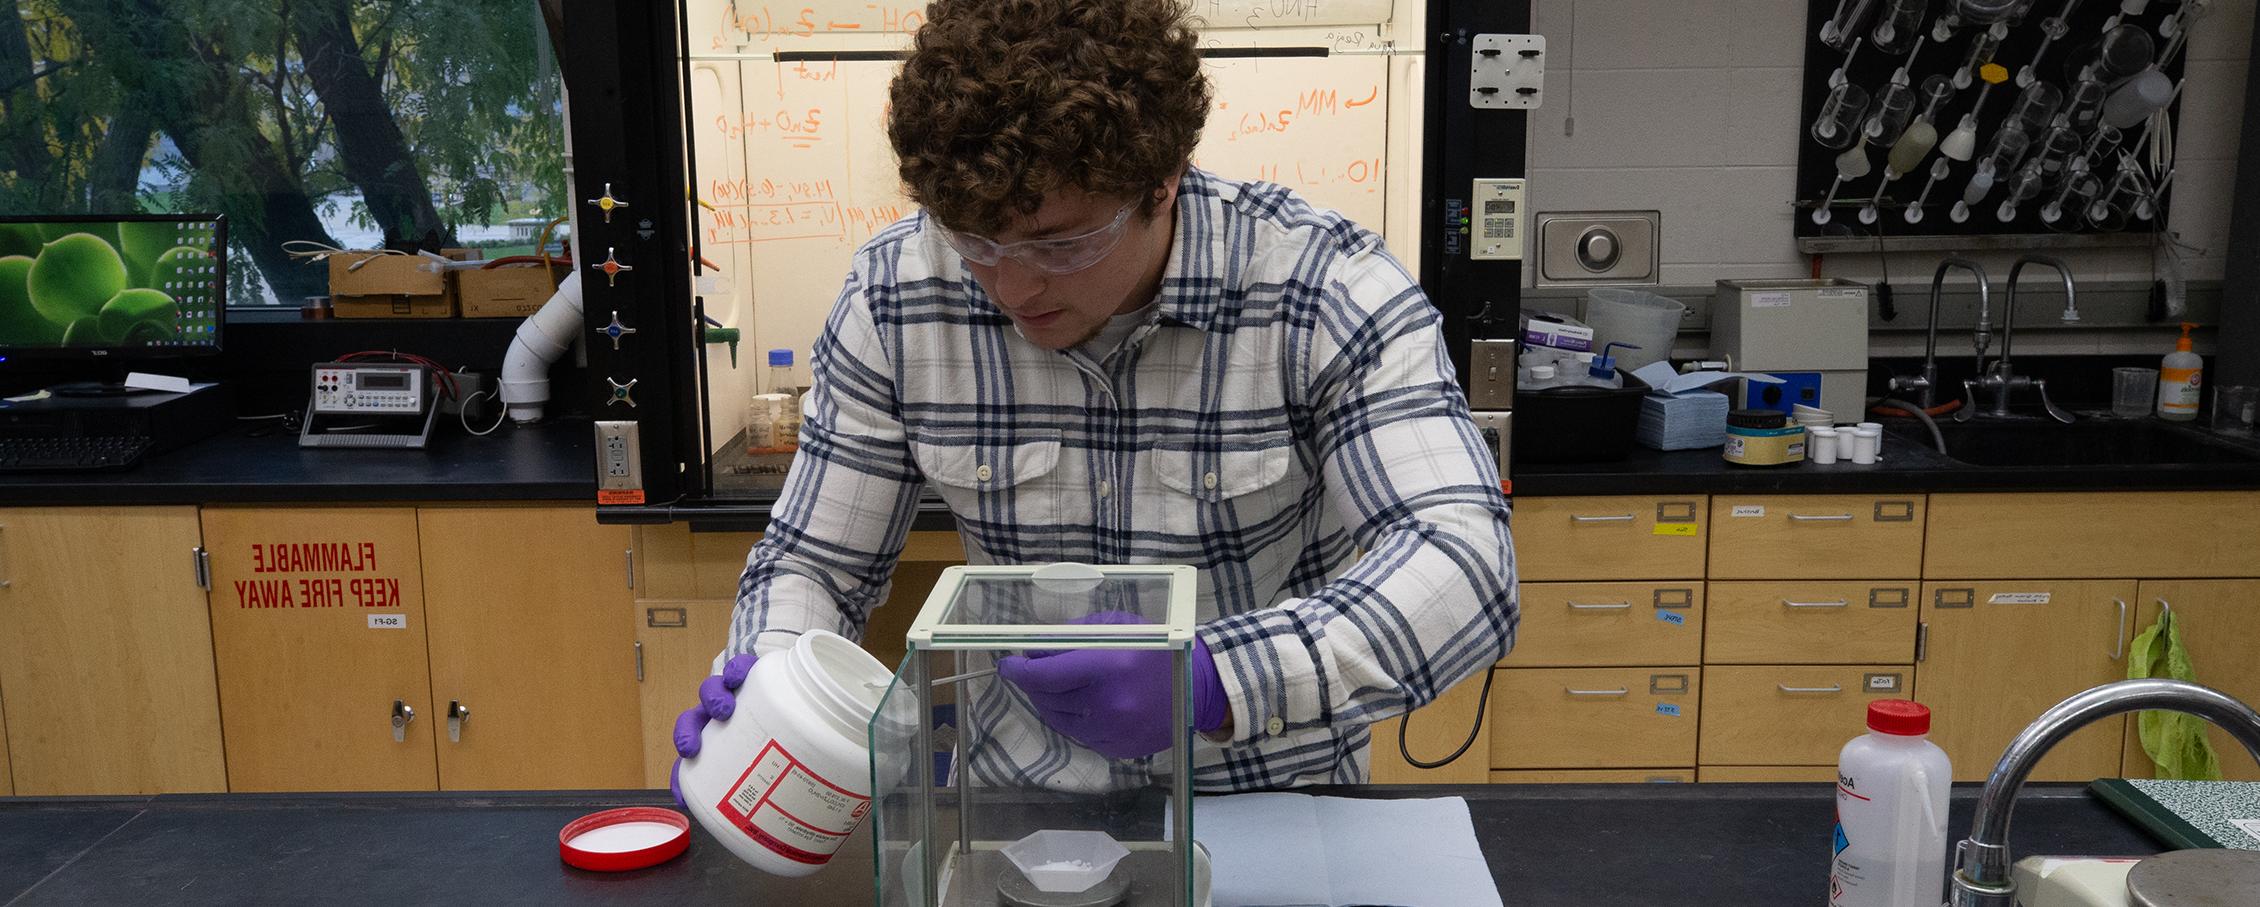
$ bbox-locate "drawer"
[1513,496,1707,581]
[1697,665,1912,765]
[1707,495,1924,579]
[1488,668,1699,769]
[1703,582,1917,664]
[1504,582,1702,667]
[1698,765,1839,783]
[1927,492,2260,578]
[1490,769,1692,783]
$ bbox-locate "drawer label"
[1864,673,1902,692]
[368,614,407,630]
[1730,505,1766,518]
[1655,609,1686,626]
[1988,592,2051,605]
[1655,703,1682,717]
[1652,523,1698,537]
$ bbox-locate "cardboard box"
[329,250,482,319]
[458,265,565,318]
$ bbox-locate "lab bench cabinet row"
[0,505,645,796]
[1374,491,2260,786]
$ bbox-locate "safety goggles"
[937,200,1137,275]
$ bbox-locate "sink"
[1887,419,2260,468]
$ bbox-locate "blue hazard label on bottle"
[1833,822,1850,855]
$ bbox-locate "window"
[0,0,565,306]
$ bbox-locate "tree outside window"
[0,0,566,305]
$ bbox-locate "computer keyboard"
[0,435,152,472]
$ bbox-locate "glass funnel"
[872,563,1207,907]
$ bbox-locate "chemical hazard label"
[715,739,871,865]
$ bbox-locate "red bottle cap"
[558,807,691,872]
[1867,699,1931,736]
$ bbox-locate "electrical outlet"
[595,421,644,502]
[1470,179,1525,262]
[1469,411,1512,480]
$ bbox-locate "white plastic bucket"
[1583,288,1687,373]
[679,629,894,877]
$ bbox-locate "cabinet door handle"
[447,700,470,743]
[1777,683,1845,693]
[392,699,416,743]
[0,523,11,588]
[1788,513,1855,522]
[1567,601,1632,611]
[1569,514,1635,523]
[1566,688,1630,697]
[2112,598,2128,661]
[624,550,636,590]
[1782,599,1851,609]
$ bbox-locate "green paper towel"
[2128,607,2223,781]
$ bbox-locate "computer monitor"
[0,214,226,364]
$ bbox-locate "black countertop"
[0,417,595,506]
[0,783,2161,905]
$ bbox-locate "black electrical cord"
[1396,661,1498,769]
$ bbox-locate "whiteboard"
[688,0,1394,48]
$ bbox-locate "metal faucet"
[1890,258,1991,412]
[1958,255,2076,423]
[1950,679,2260,907]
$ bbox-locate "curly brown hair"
[887,0,1213,235]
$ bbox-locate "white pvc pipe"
[500,270,584,423]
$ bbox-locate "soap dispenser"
[2157,322,2201,421]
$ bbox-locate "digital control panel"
[311,364,428,415]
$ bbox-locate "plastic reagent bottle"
[2158,322,2202,421]
[1831,700,1951,907]
[768,348,802,444]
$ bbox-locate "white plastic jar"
[678,629,894,876]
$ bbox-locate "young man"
[674,0,1516,794]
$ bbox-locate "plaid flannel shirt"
[727,167,1518,792]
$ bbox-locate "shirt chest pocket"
[910,430,1064,546]
[1150,438,1298,517]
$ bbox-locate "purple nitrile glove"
[670,652,759,809]
[994,611,1229,760]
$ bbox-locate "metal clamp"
[1783,599,1851,609]
[1570,514,1636,523]
[1789,513,1855,522]
[392,699,415,743]
[1566,688,1630,697]
[447,700,470,744]
[1568,601,1633,611]
[1778,683,1846,693]
[2112,598,2128,661]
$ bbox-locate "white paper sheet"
[1192,793,1503,907]
[1631,361,1785,396]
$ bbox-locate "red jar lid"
[559,807,691,872]
[1867,699,1931,736]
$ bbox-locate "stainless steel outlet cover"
[1536,210,1661,286]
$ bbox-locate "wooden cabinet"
[1370,669,1494,784]
[420,507,642,791]
[1490,769,1692,783]
[1926,493,2260,579]
[202,507,438,792]
[1917,580,2136,782]
[1708,496,1925,580]
[1512,496,1707,581]
[0,507,224,795]
[1703,582,1918,664]
[1503,583,1702,667]
[1488,668,1700,769]
[1698,665,1912,765]
[634,598,734,789]
[1699,765,1840,782]
[2120,581,2260,782]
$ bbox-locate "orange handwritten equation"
[1236,157,1386,192]
[713,3,926,48]
[713,108,828,148]
[1221,86,1380,142]
[711,176,838,204]
[706,199,908,245]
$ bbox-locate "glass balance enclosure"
[869,563,1206,907]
